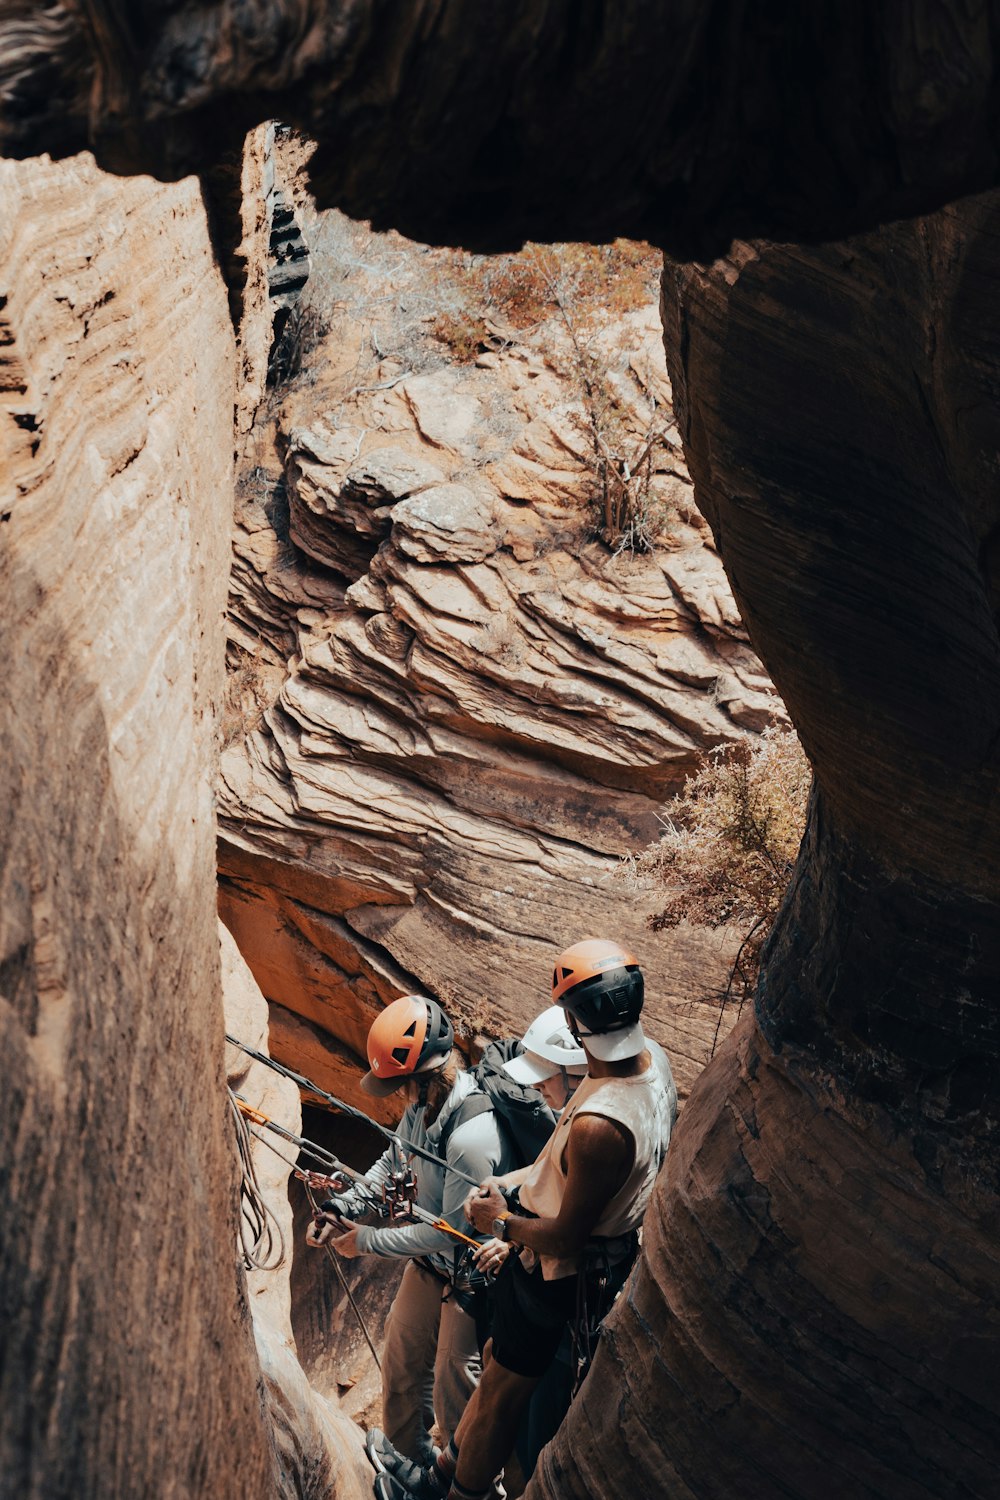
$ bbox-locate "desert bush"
[626,724,811,1036]
[220,643,272,749]
[427,240,671,550]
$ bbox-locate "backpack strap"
[436,1092,493,1160]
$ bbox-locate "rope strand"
[226,1034,482,1190]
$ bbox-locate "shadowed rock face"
[529,199,1000,1500]
[4,2,1000,258]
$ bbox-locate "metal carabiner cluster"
[381,1167,418,1220]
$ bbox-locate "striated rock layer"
[530,198,1000,1499]
[0,155,279,1497]
[218,213,778,1100]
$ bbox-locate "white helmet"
[503,1005,588,1086]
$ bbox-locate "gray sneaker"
[374,1477,423,1500]
[365,1430,445,1500]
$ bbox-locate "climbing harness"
[570,1231,639,1395]
[226,1033,483,1192]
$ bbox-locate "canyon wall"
[530,197,1000,1500]
[0,153,278,1497]
[6,3,1000,259]
[218,209,778,1105]
[222,924,374,1500]
[4,8,1000,1500]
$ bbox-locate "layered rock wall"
[5,13,1000,1500]
[0,155,277,1499]
[218,213,778,1102]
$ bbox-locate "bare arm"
[495,1163,532,1190]
[466,1114,634,1260]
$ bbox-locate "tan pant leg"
[381,1261,443,1465]
[433,1291,484,1450]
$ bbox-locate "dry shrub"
[220,644,272,748]
[429,309,498,363]
[630,725,811,1025]
[430,240,660,341]
[429,240,671,550]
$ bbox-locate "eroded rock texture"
[222,925,375,1500]
[218,212,777,1104]
[5,3,1000,258]
[530,199,1000,1500]
[0,156,277,1497]
[5,10,1000,1500]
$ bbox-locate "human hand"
[306,1213,336,1249]
[473,1236,510,1275]
[326,1220,364,1258]
[307,1212,361,1254]
[465,1181,506,1234]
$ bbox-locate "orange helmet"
[361,995,455,1097]
[553,938,644,1036]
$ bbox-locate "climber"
[501,1006,589,1479]
[500,1004,588,1114]
[370,939,677,1500]
[307,995,517,1473]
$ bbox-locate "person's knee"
[475,1357,537,1419]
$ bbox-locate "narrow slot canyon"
[2,7,998,1500]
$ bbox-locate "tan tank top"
[519,1047,674,1279]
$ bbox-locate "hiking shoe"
[365,1430,445,1499]
[374,1477,415,1500]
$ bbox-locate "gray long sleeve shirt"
[350,1070,514,1279]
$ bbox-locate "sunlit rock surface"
[0,153,276,1499]
[218,212,778,1102]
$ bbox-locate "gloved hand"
[319,1194,354,1219]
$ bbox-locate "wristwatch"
[492,1211,511,1241]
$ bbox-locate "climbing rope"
[234,1096,484,1252]
[229,1073,490,1377]
[226,1033,483,1191]
[227,1086,286,1272]
[230,1097,384,1370]
[301,1176,383,1372]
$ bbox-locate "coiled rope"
[227,1086,286,1272]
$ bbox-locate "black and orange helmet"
[553,938,644,1036]
[361,995,454,1096]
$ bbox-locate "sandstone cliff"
[221,924,374,1500]
[5,11,1000,1500]
[0,153,275,1499]
[217,207,778,1104]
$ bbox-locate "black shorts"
[489,1253,577,1378]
